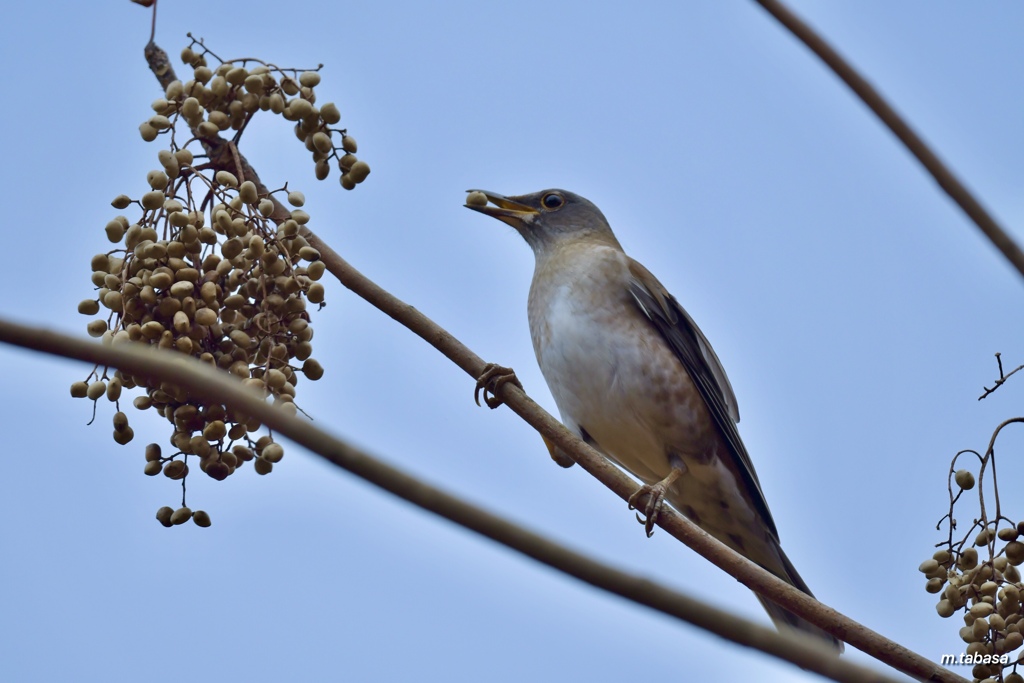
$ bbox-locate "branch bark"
[1,319,900,683]
[752,0,1024,280]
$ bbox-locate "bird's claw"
[628,482,668,538]
[627,466,684,538]
[474,363,522,409]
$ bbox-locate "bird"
[466,188,841,650]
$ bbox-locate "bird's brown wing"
[627,259,779,540]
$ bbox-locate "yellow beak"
[465,190,539,229]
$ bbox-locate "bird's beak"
[465,190,538,229]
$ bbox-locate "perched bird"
[467,188,840,650]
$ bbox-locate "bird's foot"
[474,363,522,409]
[627,467,685,538]
[628,483,669,538]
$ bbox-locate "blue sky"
[1,2,1022,681]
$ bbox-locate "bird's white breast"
[527,243,704,483]
[525,238,767,554]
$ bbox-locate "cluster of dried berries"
[70,42,346,528]
[143,37,370,189]
[925,467,1024,682]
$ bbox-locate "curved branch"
[751,0,1024,279]
[0,319,898,683]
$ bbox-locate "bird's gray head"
[465,189,621,253]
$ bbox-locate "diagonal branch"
[303,226,965,683]
[1,319,901,683]
[138,36,963,683]
[752,0,1024,279]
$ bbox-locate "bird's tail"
[662,481,842,650]
[755,543,844,652]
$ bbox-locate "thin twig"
[752,0,1024,280]
[979,353,1024,401]
[0,319,902,683]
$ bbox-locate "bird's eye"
[541,193,564,210]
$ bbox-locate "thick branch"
[752,0,1024,280]
[1,319,898,683]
